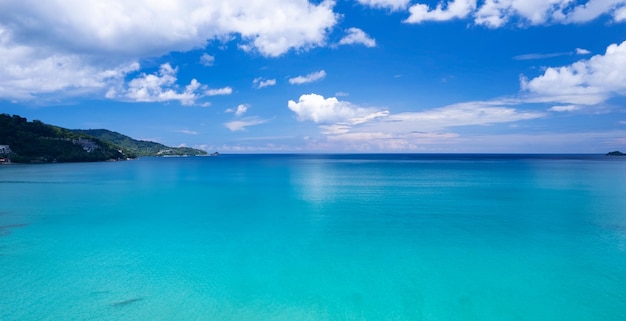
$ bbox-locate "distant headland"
[0,114,213,164]
[606,151,625,156]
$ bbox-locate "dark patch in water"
[91,290,111,295]
[0,223,28,237]
[111,297,143,307]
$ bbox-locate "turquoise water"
[1,154,625,320]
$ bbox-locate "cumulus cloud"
[338,28,376,47]
[253,78,277,89]
[206,87,233,96]
[200,54,215,67]
[289,70,327,85]
[225,116,268,131]
[474,0,626,27]
[405,0,477,24]
[562,0,626,23]
[225,104,249,116]
[357,0,411,11]
[0,0,338,100]
[378,0,626,27]
[123,64,202,105]
[287,93,388,124]
[521,40,626,105]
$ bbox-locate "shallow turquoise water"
[1,155,625,320]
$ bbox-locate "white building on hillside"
[0,145,12,154]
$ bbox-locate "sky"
[1,0,626,153]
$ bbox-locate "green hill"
[0,114,130,163]
[0,114,207,163]
[71,129,207,157]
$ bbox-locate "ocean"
[1,154,625,320]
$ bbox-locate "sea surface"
[1,154,625,320]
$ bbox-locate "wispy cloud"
[513,52,572,60]
[224,116,269,131]
[289,70,326,85]
[288,93,546,151]
[513,47,593,61]
[548,105,581,112]
[173,129,199,135]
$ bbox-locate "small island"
[606,151,625,156]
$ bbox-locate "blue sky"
[1,0,626,153]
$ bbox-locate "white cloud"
[513,52,572,60]
[0,0,337,57]
[174,129,199,135]
[200,54,215,67]
[619,120,626,125]
[0,0,338,100]
[521,40,626,105]
[224,116,268,131]
[356,0,411,11]
[576,48,591,55]
[513,48,592,60]
[475,0,626,28]
[475,0,570,27]
[0,25,140,100]
[338,28,376,47]
[225,104,249,116]
[616,6,626,21]
[124,64,201,105]
[289,70,327,85]
[325,131,461,151]
[289,94,545,151]
[388,0,626,27]
[253,78,277,89]
[206,87,233,96]
[287,93,388,124]
[549,105,581,112]
[562,0,626,23]
[405,0,477,24]
[359,100,544,133]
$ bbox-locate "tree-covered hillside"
[72,129,207,157]
[0,114,130,163]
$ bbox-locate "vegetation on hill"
[0,114,208,163]
[72,129,207,157]
[0,114,130,163]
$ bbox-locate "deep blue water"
[1,154,625,320]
